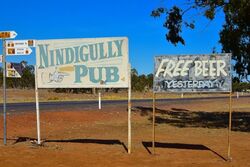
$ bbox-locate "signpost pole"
[2,39,7,145]
[152,92,156,154]
[227,92,232,161]
[128,64,132,154]
[98,91,101,110]
[35,65,41,145]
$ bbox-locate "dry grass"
[0,88,249,103]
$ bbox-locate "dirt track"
[0,97,249,167]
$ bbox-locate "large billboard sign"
[36,37,129,88]
[154,54,231,92]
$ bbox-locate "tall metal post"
[35,66,41,144]
[128,64,132,154]
[98,91,101,110]
[152,92,156,154]
[2,39,7,145]
[227,92,232,161]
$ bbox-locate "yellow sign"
[0,32,10,38]
[0,31,17,39]
[6,63,21,78]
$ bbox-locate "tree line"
[0,63,154,93]
[0,62,249,92]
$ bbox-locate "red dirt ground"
[0,97,249,167]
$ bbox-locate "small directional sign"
[6,63,22,78]
[0,31,17,39]
[6,47,32,56]
[0,55,2,63]
[6,40,35,48]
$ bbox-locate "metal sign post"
[227,92,232,161]
[128,64,132,154]
[152,92,156,154]
[35,65,41,145]
[0,31,17,145]
[98,91,101,110]
[2,39,7,145]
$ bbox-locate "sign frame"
[151,53,233,161]
[34,37,132,154]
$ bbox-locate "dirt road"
[0,97,249,167]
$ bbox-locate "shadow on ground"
[133,106,250,132]
[142,141,227,161]
[11,137,128,152]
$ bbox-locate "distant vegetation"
[0,63,250,93]
[232,77,250,92]
[0,61,35,89]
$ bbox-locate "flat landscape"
[0,89,247,103]
[0,93,249,167]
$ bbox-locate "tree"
[151,0,250,80]
[19,64,35,88]
[0,61,35,88]
[131,68,154,92]
[131,68,138,76]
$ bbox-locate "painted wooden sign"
[154,54,231,92]
[36,37,129,88]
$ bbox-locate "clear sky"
[0,0,225,75]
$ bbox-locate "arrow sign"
[6,40,35,48]
[6,63,22,78]
[6,47,32,56]
[0,31,17,39]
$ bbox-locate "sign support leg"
[152,92,156,154]
[35,66,41,145]
[227,91,232,161]
[2,39,7,145]
[98,91,101,110]
[128,64,132,154]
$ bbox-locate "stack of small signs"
[5,39,35,78]
[6,40,33,56]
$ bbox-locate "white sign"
[36,37,129,88]
[0,55,2,63]
[6,40,35,48]
[0,31,17,39]
[6,63,21,78]
[154,54,231,92]
[6,47,32,56]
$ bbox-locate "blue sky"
[0,0,225,74]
